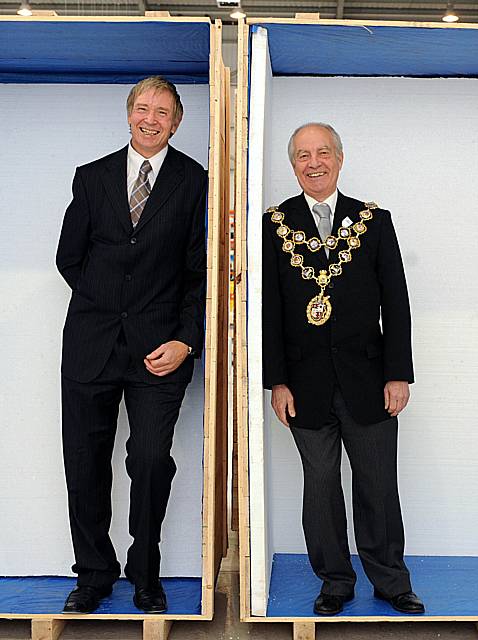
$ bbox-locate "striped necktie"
[130,160,152,227]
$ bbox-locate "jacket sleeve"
[56,168,91,290]
[377,210,414,383]
[173,170,208,356]
[262,213,288,389]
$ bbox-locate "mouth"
[139,127,159,136]
[307,171,326,178]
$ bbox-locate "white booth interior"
[0,83,210,578]
[247,26,478,615]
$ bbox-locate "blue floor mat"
[267,554,478,617]
[0,576,201,615]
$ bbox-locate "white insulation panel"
[0,83,210,577]
[247,27,274,616]
[248,72,478,611]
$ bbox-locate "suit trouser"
[290,387,412,598]
[61,331,187,590]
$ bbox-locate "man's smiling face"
[292,125,343,201]
[128,88,181,158]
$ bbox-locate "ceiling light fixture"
[442,1,459,22]
[17,0,33,14]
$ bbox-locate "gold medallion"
[307,295,332,326]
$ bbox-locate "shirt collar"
[128,143,168,177]
[304,190,338,218]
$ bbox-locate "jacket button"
[121,312,128,319]
[125,274,132,281]
[130,237,137,244]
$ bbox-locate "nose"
[311,152,324,166]
[143,110,158,125]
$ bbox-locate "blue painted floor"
[0,576,201,615]
[267,555,478,617]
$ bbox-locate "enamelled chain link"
[268,202,378,326]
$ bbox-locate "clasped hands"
[144,340,189,377]
[271,380,409,427]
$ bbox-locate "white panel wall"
[0,83,210,577]
[259,76,478,558]
[247,27,274,616]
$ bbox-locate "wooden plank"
[143,618,173,640]
[218,62,231,560]
[293,621,315,640]
[295,12,320,19]
[31,619,66,640]
[246,16,478,28]
[3,612,477,622]
[0,15,212,22]
[242,615,478,623]
[234,18,253,623]
[144,10,171,16]
[201,17,225,621]
[1,613,204,621]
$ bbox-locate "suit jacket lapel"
[327,190,364,264]
[134,146,185,233]
[101,146,132,235]
[332,190,360,237]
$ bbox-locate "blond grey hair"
[127,76,183,123]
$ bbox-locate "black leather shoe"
[133,583,168,613]
[313,592,354,615]
[374,589,425,613]
[63,585,112,613]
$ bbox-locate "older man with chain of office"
[262,122,425,616]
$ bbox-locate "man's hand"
[271,384,296,427]
[144,341,189,377]
[384,381,410,417]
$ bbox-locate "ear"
[171,113,183,136]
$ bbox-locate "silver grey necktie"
[130,160,152,227]
[313,202,332,257]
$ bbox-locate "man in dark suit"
[262,122,424,615]
[56,76,207,614]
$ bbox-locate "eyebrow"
[134,102,171,112]
[296,145,331,154]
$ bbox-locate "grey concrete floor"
[1,535,477,640]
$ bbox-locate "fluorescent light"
[17,0,32,14]
[442,2,459,22]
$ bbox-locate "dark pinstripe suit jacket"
[262,191,414,429]
[56,145,207,384]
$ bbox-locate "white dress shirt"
[304,190,338,231]
[127,143,168,199]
